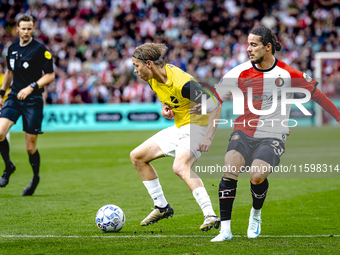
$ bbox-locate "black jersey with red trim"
[6,38,54,96]
[216,59,340,139]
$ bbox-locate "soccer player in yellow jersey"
[130,43,221,231]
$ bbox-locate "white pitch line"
[0,235,339,238]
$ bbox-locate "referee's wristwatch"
[0,89,5,97]
[29,82,39,91]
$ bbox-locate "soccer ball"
[96,204,125,232]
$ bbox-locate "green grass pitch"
[0,126,339,254]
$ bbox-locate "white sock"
[221,220,231,232]
[250,207,261,216]
[192,187,215,216]
[143,178,168,208]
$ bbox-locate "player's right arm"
[0,69,13,109]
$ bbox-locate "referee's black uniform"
[0,36,54,195]
[3,38,54,133]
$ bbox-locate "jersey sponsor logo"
[245,92,281,102]
[194,90,203,101]
[10,59,15,70]
[44,51,52,60]
[303,73,312,82]
[23,62,29,69]
[275,77,284,87]
[164,96,180,109]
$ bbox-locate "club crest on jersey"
[231,133,240,140]
[303,73,312,82]
[275,77,284,87]
[23,62,29,69]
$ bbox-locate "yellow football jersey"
[0,74,10,101]
[148,64,209,128]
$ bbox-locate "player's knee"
[130,149,138,163]
[225,150,245,167]
[26,146,36,155]
[26,141,36,154]
[0,133,7,142]
[250,177,265,185]
[172,163,188,178]
[130,148,144,165]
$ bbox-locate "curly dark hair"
[250,27,281,54]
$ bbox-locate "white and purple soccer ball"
[96,204,125,232]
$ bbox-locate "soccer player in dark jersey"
[130,43,221,231]
[0,15,55,195]
[192,27,340,241]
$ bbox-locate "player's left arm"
[17,47,55,101]
[181,80,223,151]
[311,87,340,123]
[182,80,221,111]
[197,105,222,152]
[17,72,55,101]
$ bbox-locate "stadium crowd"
[0,0,340,104]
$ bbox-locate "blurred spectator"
[90,78,110,103]
[122,78,144,103]
[0,0,339,105]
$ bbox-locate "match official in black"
[0,15,55,195]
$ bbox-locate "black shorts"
[0,94,44,134]
[227,130,285,168]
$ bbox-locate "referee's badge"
[44,51,52,59]
[10,59,15,70]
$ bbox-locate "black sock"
[29,150,40,177]
[0,138,11,166]
[251,179,269,210]
[219,177,237,221]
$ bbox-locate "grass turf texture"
[0,126,339,254]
